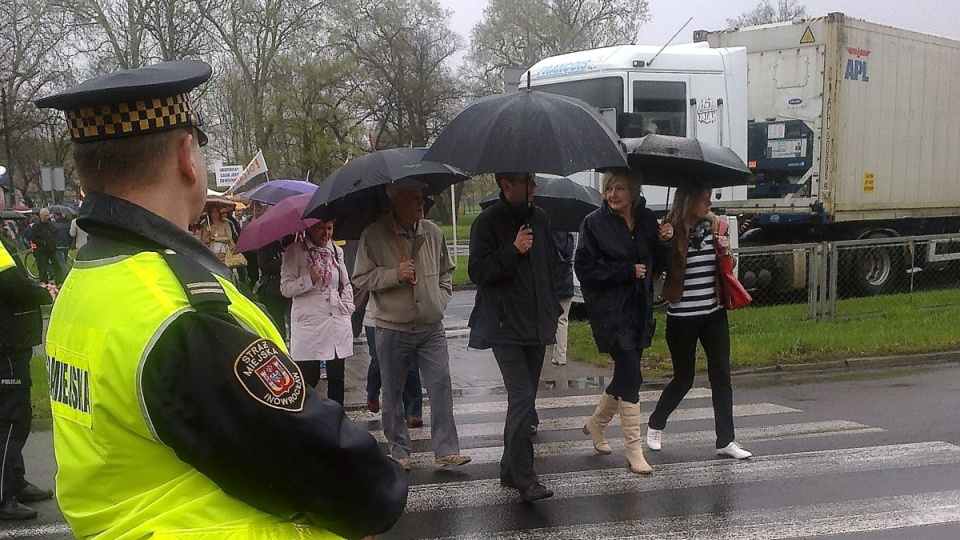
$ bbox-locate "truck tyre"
[842,231,902,296]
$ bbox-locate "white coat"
[280,239,355,362]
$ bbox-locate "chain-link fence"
[731,233,960,320]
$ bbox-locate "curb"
[733,350,960,376]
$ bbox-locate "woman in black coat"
[575,168,673,474]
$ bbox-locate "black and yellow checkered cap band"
[65,93,198,142]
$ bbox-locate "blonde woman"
[646,181,752,460]
[574,169,673,474]
[199,201,235,263]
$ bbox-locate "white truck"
[524,12,960,296]
[700,12,960,295]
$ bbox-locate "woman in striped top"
[646,181,753,460]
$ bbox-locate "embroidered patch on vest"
[234,339,305,412]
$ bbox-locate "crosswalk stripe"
[371,403,799,442]
[349,389,714,422]
[0,523,72,539]
[427,489,960,539]
[405,442,960,513]
[405,420,883,468]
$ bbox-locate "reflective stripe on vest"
[45,250,341,540]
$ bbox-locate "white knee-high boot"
[582,393,618,454]
[618,399,653,474]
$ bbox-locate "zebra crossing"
[350,386,960,539]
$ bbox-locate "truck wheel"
[843,232,902,296]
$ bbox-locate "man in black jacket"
[468,172,561,502]
[0,181,56,520]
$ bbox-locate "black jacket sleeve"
[574,215,633,289]
[467,210,522,286]
[141,311,408,540]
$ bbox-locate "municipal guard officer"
[36,61,407,539]
[0,179,56,520]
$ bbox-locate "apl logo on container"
[844,47,870,82]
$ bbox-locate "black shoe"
[499,475,516,488]
[0,499,38,520]
[17,483,53,503]
[520,482,554,502]
[530,424,538,436]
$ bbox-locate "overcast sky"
[439,0,960,65]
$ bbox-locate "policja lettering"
[46,356,91,414]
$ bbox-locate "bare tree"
[727,0,807,28]
[464,0,650,96]
[0,0,74,204]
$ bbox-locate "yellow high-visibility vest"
[46,249,341,540]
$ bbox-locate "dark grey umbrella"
[479,176,601,232]
[302,147,465,239]
[46,204,78,217]
[623,135,752,188]
[423,90,627,176]
[1,210,26,220]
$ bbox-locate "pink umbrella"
[234,193,319,252]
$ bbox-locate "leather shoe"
[366,400,380,413]
[0,499,37,520]
[17,483,53,503]
[530,424,538,436]
[407,416,423,428]
[520,483,554,502]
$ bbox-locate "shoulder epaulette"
[162,250,231,313]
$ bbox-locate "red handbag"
[715,219,752,310]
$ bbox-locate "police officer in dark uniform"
[0,178,56,520]
[36,61,406,539]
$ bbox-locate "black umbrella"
[479,176,601,232]
[1,210,27,220]
[239,179,317,205]
[302,147,467,239]
[623,135,752,188]
[423,90,628,176]
[47,204,78,217]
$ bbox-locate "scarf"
[308,244,335,291]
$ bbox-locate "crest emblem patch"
[234,339,305,411]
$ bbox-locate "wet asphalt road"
[7,291,960,538]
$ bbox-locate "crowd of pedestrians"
[7,59,754,538]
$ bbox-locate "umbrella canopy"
[423,90,627,176]
[479,176,601,232]
[47,204,77,217]
[623,135,752,188]
[239,179,317,205]
[1,210,26,220]
[302,147,468,235]
[234,193,319,252]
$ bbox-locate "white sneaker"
[646,427,662,451]
[717,442,752,459]
[551,358,566,366]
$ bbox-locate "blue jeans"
[365,326,423,419]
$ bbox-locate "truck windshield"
[632,80,687,137]
[535,76,624,115]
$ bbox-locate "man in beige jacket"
[352,179,470,471]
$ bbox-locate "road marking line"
[405,420,883,468]
[348,388,714,423]
[405,442,960,513]
[370,403,799,442]
[428,489,960,539]
[0,522,72,539]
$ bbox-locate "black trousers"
[605,348,644,403]
[259,293,291,340]
[492,345,544,490]
[649,309,735,448]
[0,349,32,503]
[299,358,346,405]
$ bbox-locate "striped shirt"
[667,233,721,317]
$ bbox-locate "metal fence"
[733,233,960,320]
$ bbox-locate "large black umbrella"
[302,147,467,239]
[47,204,78,217]
[479,176,601,232]
[423,90,627,176]
[623,135,752,188]
[1,210,27,220]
